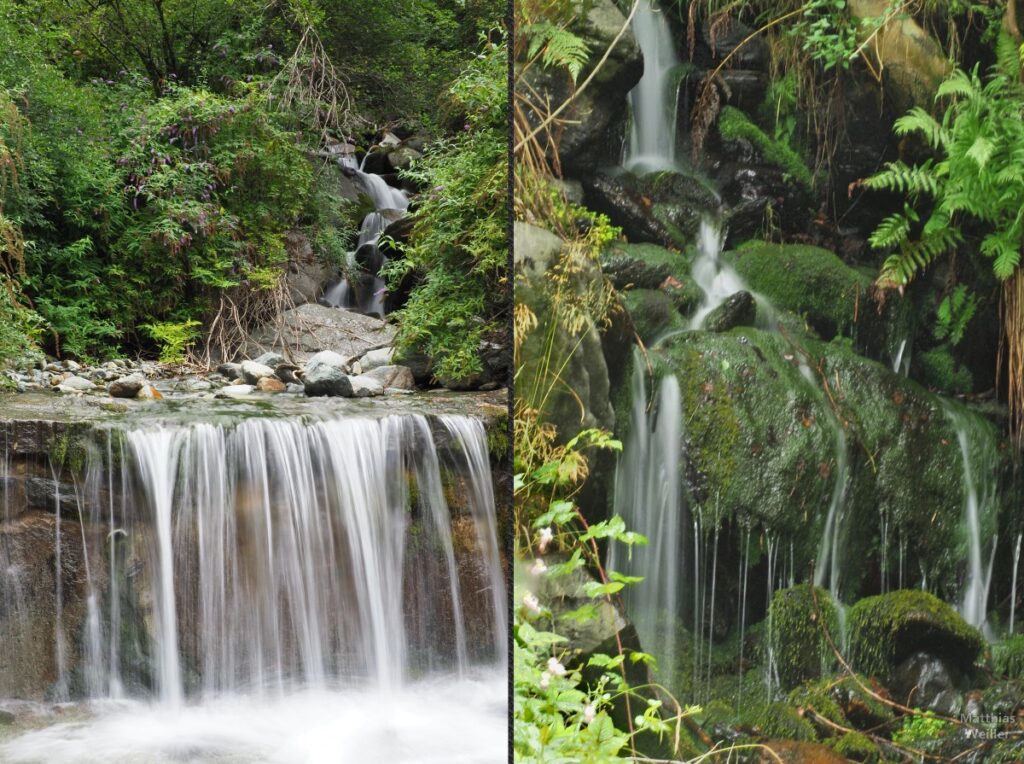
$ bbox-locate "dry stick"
[514,0,642,154]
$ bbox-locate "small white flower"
[537,527,553,553]
[582,704,596,724]
[539,671,551,689]
[547,657,566,677]
[523,591,541,615]
[529,558,547,576]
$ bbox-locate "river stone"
[702,290,756,332]
[891,651,965,715]
[363,365,416,391]
[305,350,353,374]
[348,375,385,398]
[240,360,276,385]
[360,347,395,372]
[108,373,146,398]
[216,384,255,398]
[274,363,301,385]
[302,365,352,397]
[253,352,286,368]
[244,303,396,363]
[256,377,286,393]
[217,362,242,379]
[57,375,96,393]
[387,146,421,170]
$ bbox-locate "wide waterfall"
[624,0,681,172]
[0,412,506,762]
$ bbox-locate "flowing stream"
[0,413,506,763]
[323,154,409,317]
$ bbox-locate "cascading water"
[945,404,999,631]
[609,354,684,680]
[0,412,506,763]
[624,0,681,172]
[687,216,747,330]
[323,157,410,318]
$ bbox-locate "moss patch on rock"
[769,585,838,690]
[992,635,1024,680]
[620,289,685,345]
[846,590,983,683]
[717,106,813,188]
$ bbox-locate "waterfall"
[1012,534,1022,634]
[687,216,750,330]
[323,165,409,317]
[609,353,684,681]
[624,0,681,172]
[0,412,506,762]
[945,404,998,630]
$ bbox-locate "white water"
[1013,534,1022,634]
[687,217,747,330]
[624,0,681,172]
[946,405,998,630]
[323,167,409,316]
[609,354,684,680]
[0,413,506,762]
[0,669,506,764]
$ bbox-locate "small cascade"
[946,405,999,630]
[1012,534,1022,634]
[891,338,910,376]
[624,0,682,172]
[609,354,684,681]
[323,159,410,318]
[687,216,748,330]
[736,526,751,706]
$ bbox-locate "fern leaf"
[965,135,995,168]
[894,107,949,149]
[525,23,590,82]
[982,231,1022,280]
[869,207,915,250]
[864,161,938,197]
[936,69,979,101]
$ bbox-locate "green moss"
[769,585,838,690]
[992,635,1024,679]
[832,731,880,762]
[726,241,872,341]
[47,429,88,474]
[981,680,1024,715]
[918,346,973,394]
[717,106,813,188]
[620,289,685,345]
[846,591,984,683]
[742,702,817,742]
[486,413,510,460]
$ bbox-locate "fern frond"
[982,230,1023,280]
[995,32,1022,80]
[894,107,949,149]
[876,225,959,288]
[525,22,590,82]
[864,160,939,197]
[965,135,995,168]
[936,69,980,101]
[869,206,916,250]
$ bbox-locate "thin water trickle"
[624,0,681,172]
[1012,534,1022,634]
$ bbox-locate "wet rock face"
[702,290,756,332]
[892,650,966,715]
[518,0,642,173]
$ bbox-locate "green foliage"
[767,585,838,691]
[386,39,507,384]
[832,731,880,761]
[918,345,973,393]
[717,106,813,188]
[788,0,861,71]
[891,710,951,747]
[141,319,202,364]
[523,21,590,81]
[992,635,1024,679]
[868,42,1024,289]
[933,284,977,346]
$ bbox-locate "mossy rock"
[831,731,881,762]
[846,590,984,684]
[601,241,703,315]
[621,170,720,249]
[769,585,838,691]
[992,635,1024,680]
[717,106,814,188]
[742,702,818,742]
[653,327,1001,599]
[620,289,685,345]
[918,346,973,394]
[981,680,1024,715]
[789,674,894,732]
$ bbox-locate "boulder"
[253,352,286,368]
[891,651,965,715]
[767,585,838,691]
[57,375,96,393]
[135,384,163,400]
[347,375,384,397]
[363,365,416,391]
[702,290,756,332]
[387,146,422,170]
[305,350,354,374]
[360,346,396,372]
[847,591,983,686]
[240,360,276,385]
[107,373,145,399]
[517,0,642,172]
[256,377,286,393]
[302,365,352,397]
[217,362,242,379]
[245,303,396,363]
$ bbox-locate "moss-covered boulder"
[992,635,1024,680]
[620,289,685,345]
[846,591,984,685]
[600,241,703,316]
[702,290,756,332]
[651,327,1001,599]
[789,674,894,733]
[768,585,838,691]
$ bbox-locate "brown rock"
[256,377,286,393]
